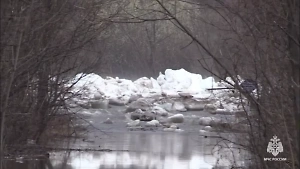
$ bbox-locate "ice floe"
[67,68,252,117]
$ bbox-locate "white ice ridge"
[67,68,243,104]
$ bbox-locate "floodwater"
[2,106,249,169]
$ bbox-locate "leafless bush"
[0,0,120,157]
[151,0,299,168]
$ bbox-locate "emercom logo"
[267,135,283,156]
[264,135,286,161]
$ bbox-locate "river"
[2,105,249,169]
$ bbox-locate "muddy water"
[3,106,249,169]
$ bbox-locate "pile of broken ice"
[66,68,251,133]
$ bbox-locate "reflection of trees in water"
[5,133,203,169]
[125,132,195,159]
[92,151,101,158]
[52,151,73,169]
[95,132,198,168]
[51,133,73,169]
[200,133,249,167]
[4,160,40,169]
[98,164,141,169]
[178,134,193,160]
[44,158,54,169]
[53,163,73,169]
[4,158,54,169]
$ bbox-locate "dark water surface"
[3,132,224,169]
[3,106,248,169]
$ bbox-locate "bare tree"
[0,0,120,161]
[151,0,299,168]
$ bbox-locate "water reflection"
[50,151,213,169]
[53,132,214,169]
[3,132,247,169]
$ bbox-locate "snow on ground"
[67,68,247,112]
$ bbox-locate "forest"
[0,0,299,169]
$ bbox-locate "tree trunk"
[34,0,52,142]
[287,0,300,167]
